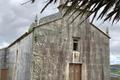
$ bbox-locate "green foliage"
[111,65,120,75]
[112,70,120,75]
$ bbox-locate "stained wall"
[7,33,33,80]
[31,8,110,80]
[0,48,8,80]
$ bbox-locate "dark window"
[73,39,79,51]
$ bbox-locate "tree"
[31,0,120,23]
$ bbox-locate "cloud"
[0,0,58,46]
[0,42,9,49]
[110,54,120,64]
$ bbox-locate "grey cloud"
[0,0,58,47]
[110,54,120,64]
[110,40,120,54]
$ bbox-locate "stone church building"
[0,0,110,80]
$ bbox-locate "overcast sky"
[0,0,120,64]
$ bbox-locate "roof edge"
[33,13,63,29]
[90,23,110,39]
[0,48,7,50]
[7,31,33,48]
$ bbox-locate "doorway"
[69,63,82,80]
[1,69,8,80]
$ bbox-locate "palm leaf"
[32,0,120,23]
[41,0,54,13]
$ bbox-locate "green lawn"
[111,65,120,75]
[112,70,120,75]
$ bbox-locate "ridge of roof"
[39,12,63,25]
[7,31,32,48]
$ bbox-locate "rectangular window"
[73,38,79,51]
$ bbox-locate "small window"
[73,38,79,51]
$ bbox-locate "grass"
[111,65,120,75]
[112,70,120,75]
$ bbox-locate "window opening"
[73,38,79,51]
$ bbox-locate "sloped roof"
[90,23,110,38]
[8,31,32,48]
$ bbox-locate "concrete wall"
[0,48,8,79]
[31,7,110,80]
[0,49,7,69]
[7,33,33,80]
[86,24,110,80]
[32,19,68,80]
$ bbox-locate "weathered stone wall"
[86,24,110,80]
[0,49,7,69]
[31,9,89,80]
[31,8,110,80]
[7,33,33,80]
[0,48,8,79]
[32,21,69,80]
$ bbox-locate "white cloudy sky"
[0,0,120,64]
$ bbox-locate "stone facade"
[0,4,110,80]
[0,48,7,69]
[31,8,110,80]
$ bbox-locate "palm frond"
[41,0,54,13]
[32,0,120,23]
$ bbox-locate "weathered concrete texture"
[0,48,8,79]
[86,24,110,80]
[7,33,33,80]
[32,24,68,80]
[31,7,110,80]
[0,48,7,69]
[39,12,62,25]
